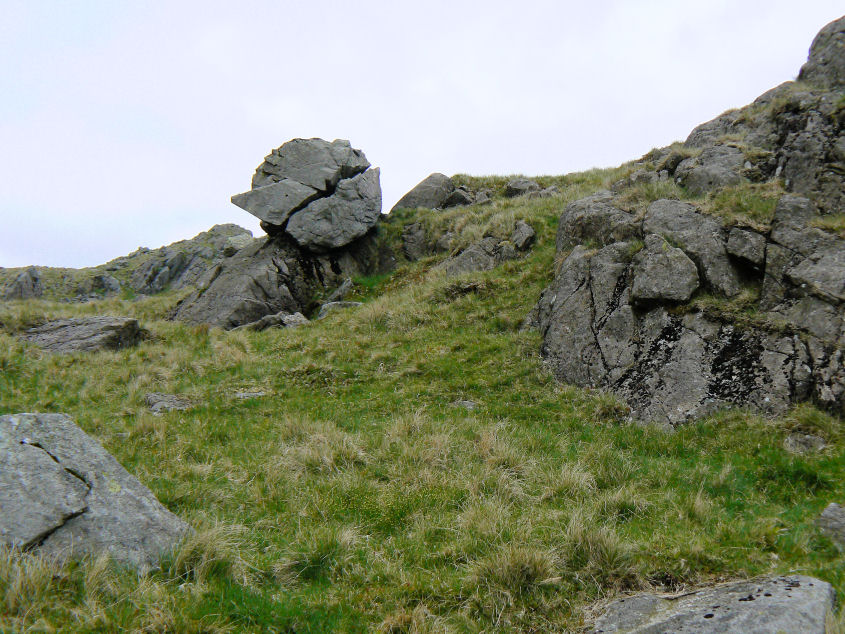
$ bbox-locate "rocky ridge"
[534,16,845,425]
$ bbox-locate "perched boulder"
[631,234,700,305]
[144,393,193,414]
[231,179,320,227]
[286,169,382,253]
[250,138,370,191]
[391,173,455,212]
[0,413,190,571]
[21,317,143,353]
[505,178,541,197]
[593,575,834,633]
[816,502,845,550]
[2,267,42,300]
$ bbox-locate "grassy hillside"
[1,165,843,632]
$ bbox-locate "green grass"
[1,167,843,632]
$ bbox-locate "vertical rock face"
[0,413,190,572]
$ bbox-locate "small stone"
[783,432,826,454]
[144,393,193,414]
[505,178,541,197]
[452,400,478,411]
[442,187,474,208]
[816,503,845,550]
[727,228,767,267]
[511,220,536,250]
[234,391,266,399]
[316,301,363,320]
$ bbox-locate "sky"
[1,1,843,268]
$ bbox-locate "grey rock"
[785,245,845,305]
[726,228,766,267]
[434,232,456,253]
[798,15,845,89]
[556,193,640,252]
[674,145,744,195]
[234,390,266,399]
[22,317,143,353]
[402,222,428,261]
[231,179,319,227]
[452,400,478,411]
[326,278,353,303]
[251,138,370,191]
[511,220,536,250]
[0,413,190,571]
[505,178,541,197]
[3,267,43,300]
[232,310,308,332]
[784,432,826,454]
[77,273,121,297]
[816,502,845,550]
[631,235,700,305]
[144,393,193,414]
[643,199,740,297]
[391,173,455,212]
[528,186,560,199]
[442,187,474,208]
[223,233,255,257]
[316,301,362,320]
[441,237,519,277]
[656,150,687,175]
[593,575,834,633]
[286,168,382,252]
[473,190,493,206]
[611,169,658,192]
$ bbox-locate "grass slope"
[1,167,843,632]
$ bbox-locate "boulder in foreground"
[0,413,190,571]
[21,317,144,353]
[593,575,834,633]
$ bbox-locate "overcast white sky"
[1,2,842,268]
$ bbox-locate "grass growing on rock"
[1,168,843,632]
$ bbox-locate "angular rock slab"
[251,138,370,191]
[286,168,382,252]
[231,178,320,227]
[0,413,190,571]
[593,575,835,633]
[631,234,700,305]
[391,173,455,212]
[21,317,143,353]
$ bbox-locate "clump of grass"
[812,213,845,239]
[703,180,784,230]
[275,526,361,584]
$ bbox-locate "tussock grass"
[1,163,843,631]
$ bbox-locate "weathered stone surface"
[402,222,428,261]
[223,233,255,257]
[528,186,560,199]
[441,236,521,277]
[232,311,308,332]
[251,138,370,191]
[144,393,193,414]
[674,145,744,195]
[435,232,456,253]
[643,200,740,297]
[286,169,382,252]
[77,273,121,298]
[798,15,845,88]
[611,169,659,192]
[2,267,42,300]
[816,502,845,550]
[593,575,834,633]
[0,413,190,571]
[631,235,699,305]
[556,192,640,252]
[442,187,474,208]
[317,301,362,320]
[505,178,541,197]
[22,317,143,353]
[325,278,353,304]
[726,228,766,267]
[391,173,455,212]
[511,220,536,250]
[784,432,826,454]
[231,179,320,227]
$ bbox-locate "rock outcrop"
[21,317,144,353]
[0,413,190,571]
[173,139,388,329]
[593,575,834,633]
[392,173,457,212]
[441,221,537,277]
[2,267,43,300]
[817,502,845,550]
[534,18,845,425]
